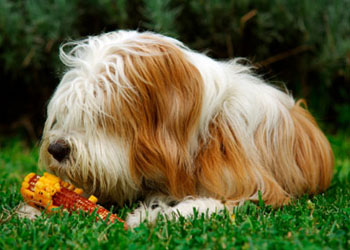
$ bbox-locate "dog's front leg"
[126,196,225,228]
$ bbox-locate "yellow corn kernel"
[74,188,83,195]
[60,181,69,188]
[46,187,56,195]
[54,183,61,192]
[36,198,50,208]
[88,195,98,204]
[24,173,35,183]
[21,189,35,205]
[44,172,60,182]
[22,188,33,197]
[35,181,44,189]
[22,189,35,201]
[34,188,43,196]
[21,182,29,189]
[42,191,51,199]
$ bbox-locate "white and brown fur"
[37,30,333,227]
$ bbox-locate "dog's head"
[40,31,206,205]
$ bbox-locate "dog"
[37,30,333,227]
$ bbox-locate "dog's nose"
[48,140,70,162]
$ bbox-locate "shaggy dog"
[38,30,333,227]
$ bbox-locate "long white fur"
[41,30,299,227]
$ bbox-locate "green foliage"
[0,134,350,249]
[0,0,349,133]
[142,0,181,37]
[0,0,78,72]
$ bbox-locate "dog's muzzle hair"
[39,30,333,226]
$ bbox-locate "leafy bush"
[0,0,349,137]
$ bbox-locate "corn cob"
[21,172,127,229]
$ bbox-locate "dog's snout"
[48,140,70,162]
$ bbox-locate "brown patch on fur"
[291,100,334,194]
[106,35,204,199]
[253,100,333,203]
[195,100,333,208]
[195,114,290,207]
[195,115,257,200]
[253,111,310,197]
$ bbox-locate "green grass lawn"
[1,133,349,249]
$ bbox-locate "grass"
[1,133,349,249]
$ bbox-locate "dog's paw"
[17,204,42,220]
[126,203,167,228]
[126,197,225,228]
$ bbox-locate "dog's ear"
[112,37,204,199]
